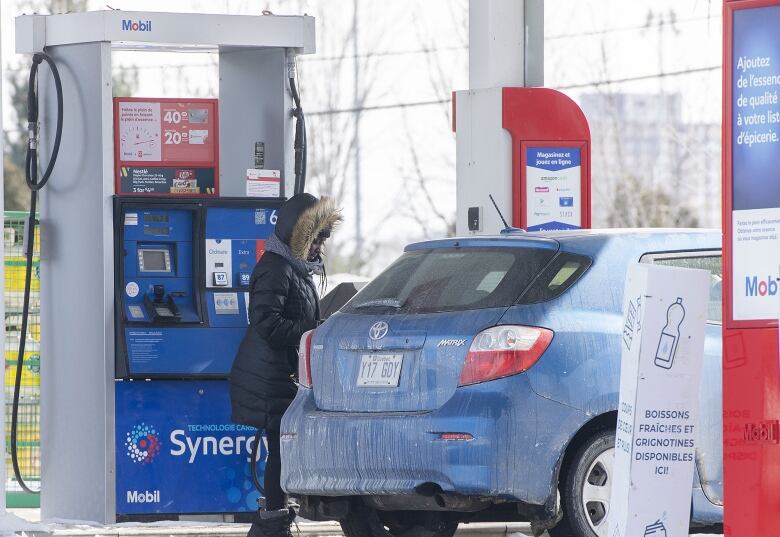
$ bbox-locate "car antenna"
[489,195,525,234]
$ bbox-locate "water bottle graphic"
[654,297,685,370]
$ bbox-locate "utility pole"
[352,0,363,264]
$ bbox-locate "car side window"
[518,252,593,304]
[640,252,722,324]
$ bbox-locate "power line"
[547,13,717,41]
[1,11,718,74]
[2,45,468,74]
[1,65,722,129]
[558,65,720,89]
[306,66,722,116]
[308,98,448,116]
[0,65,722,128]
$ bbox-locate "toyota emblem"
[369,321,389,340]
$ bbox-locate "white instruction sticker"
[246,169,281,198]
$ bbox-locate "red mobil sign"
[114,97,219,196]
[723,1,780,535]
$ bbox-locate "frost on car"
[280,229,723,537]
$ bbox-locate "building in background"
[580,92,721,228]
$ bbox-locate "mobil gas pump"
[723,1,780,535]
[15,10,314,523]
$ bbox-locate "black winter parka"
[229,194,341,430]
[229,252,319,429]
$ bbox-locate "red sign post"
[723,2,780,535]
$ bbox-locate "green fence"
[4,211,41,507]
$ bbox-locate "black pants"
[264,427,284,511]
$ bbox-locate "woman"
[230,193,341,536]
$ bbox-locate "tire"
[549,429,615,537]
[340,505,458,537]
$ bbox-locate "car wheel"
[550,429,615,537]
[340,505,458,537]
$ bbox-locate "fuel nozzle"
[153,284,165,302]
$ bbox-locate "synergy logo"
[170,429,264,464]
[126,423,161,464]
[745,275,778,297]
[121,19,152,32]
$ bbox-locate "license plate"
[357,354,403,387]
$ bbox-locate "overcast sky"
[0,1,724,274]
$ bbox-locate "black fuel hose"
[289,75,307,194]
[251,429,265,497]
[13,51,63,494]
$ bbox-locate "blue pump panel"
[115,380,266,515]
[115,199,281,378]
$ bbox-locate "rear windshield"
[343,247,556,314]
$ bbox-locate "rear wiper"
[353,298,403,309]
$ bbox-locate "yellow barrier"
[5,347,40,387]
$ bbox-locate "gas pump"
[15,10,315,523]
[113,197,280,517]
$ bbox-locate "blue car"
[281,229,723,537]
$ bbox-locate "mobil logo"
[745,275,779,297]
[121,19,152,32]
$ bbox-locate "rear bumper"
[280,375,584,505]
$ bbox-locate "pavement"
[2,509,724,537]
[3,509,540,537]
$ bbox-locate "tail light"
[298,329,315,387]
[458,325,553,386]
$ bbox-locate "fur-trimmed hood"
[289,197,342,260]
[274,194,342,261]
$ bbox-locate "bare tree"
[290,0,385,274]
[581,26,702,229]
[4,0,139,210]
[393,0,467,239]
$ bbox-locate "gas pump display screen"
[138,248,171,273]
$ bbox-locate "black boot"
[247,507,295,537]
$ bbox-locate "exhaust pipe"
[434,493,488,510]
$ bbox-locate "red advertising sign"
[114,97,219,196]
[723,1,780,535]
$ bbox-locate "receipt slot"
[723,2,780,535]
